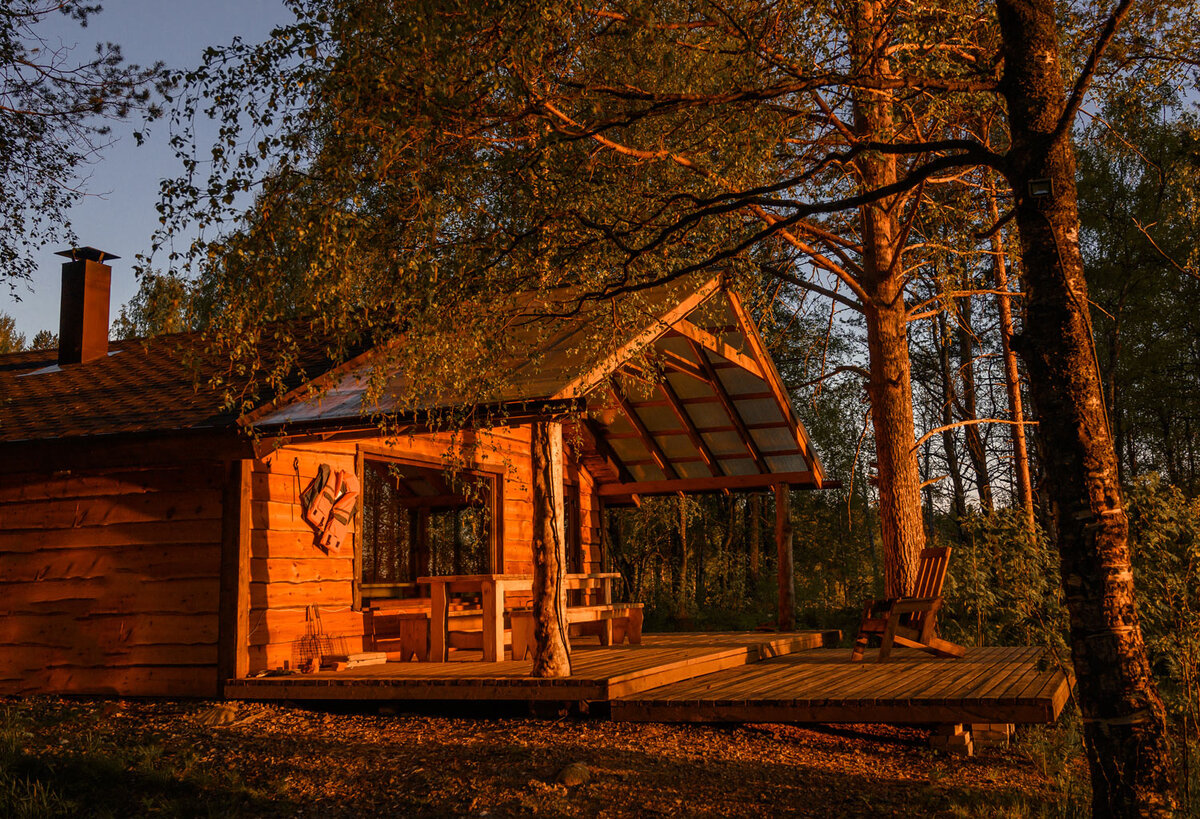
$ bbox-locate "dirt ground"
[0,698,1088,818]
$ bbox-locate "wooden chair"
[850,546,965,662]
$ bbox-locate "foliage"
[941,510,1066,653]
[0,2,162,287]
[1124,474,1200,811]
[111,269,197,339]
[1078,92,1200,493]
[27,330,56,351]
[0,313,25,354]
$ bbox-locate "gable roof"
[0,276,830,492]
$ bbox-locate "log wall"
[0,464,225,696]
[247,426,602,673]
[0,425,604,693]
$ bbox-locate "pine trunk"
[996,0,1176,812]
[987,179,1036,531]
[775,482,795,630]
[748,494,761,586]
[853,0,925,597]
[935,309,969,520]
[530,421,571,677]
[957,297,995,511]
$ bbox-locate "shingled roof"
[0,331,341,444]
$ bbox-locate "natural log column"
[530,421,571,677]
[775,483,795,631]
[997,0,1176,812]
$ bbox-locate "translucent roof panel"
[717,365,769,397]
[751,426,802,454]
[678,460,715,479]
[609,437,650,464]
[628,462,666,482]
[766,454,810,474]
[720,457,758,476]
[634,404,683,434]
[686,401,733,429]
[665,370,712,400]
[659,433,702,460]
[702,430,749,457]
[733,398,787,426]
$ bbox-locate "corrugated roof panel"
[659,433,701,460]
[702,430,748,456]
[752,426,802,454]
[720,457,758,476]
[677,460,715,478]
[766,454,810,474]
[717,366,768,397]
[687,402,732,429]
[635,404,683,434]
[734,398,786,426]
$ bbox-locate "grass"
[0,702,282,818]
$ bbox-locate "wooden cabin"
[0,251,830,697]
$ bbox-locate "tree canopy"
[0,1,162,287]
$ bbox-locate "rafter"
[686,339,769,473]
[609,385,679,480]
[659,349,709,383]
[670,319,765,379]
[597,471,829,497]
[552,276,722,399]
[724,288,826,486]
[659,378,725,478]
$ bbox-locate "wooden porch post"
[530,421,572,677]
[775,482,795,631]
[218,459,251,694]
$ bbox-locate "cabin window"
[564,481,583,575]
[359,458,499,599]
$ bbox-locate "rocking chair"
[850,546,965,662]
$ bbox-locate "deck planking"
[611,645,1072,725]
[224,631,838,702]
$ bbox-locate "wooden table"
[417,574,532,662]
[566,571,621,604]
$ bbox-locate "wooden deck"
[225,635,1072,727]
[612,645,1072,725]
[225,631,838,702]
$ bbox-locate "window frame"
[353,444,505,610]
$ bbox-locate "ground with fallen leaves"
[0,698,1089,817]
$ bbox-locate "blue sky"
[5,1,290,338]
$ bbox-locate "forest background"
[1,0,1199,813]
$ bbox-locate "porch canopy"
[247,273,832,502]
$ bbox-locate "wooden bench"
[509,603,644,661]
[368,602,508,662]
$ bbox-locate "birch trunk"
[997,0,1176,811]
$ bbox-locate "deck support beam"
[530,421,572,677]
[776,482,795,631]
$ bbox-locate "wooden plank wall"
[0,464,225,696]
[248,425,603,673]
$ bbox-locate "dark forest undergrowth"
[1,697,1091,818]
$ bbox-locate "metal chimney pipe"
[55,246,119,366]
